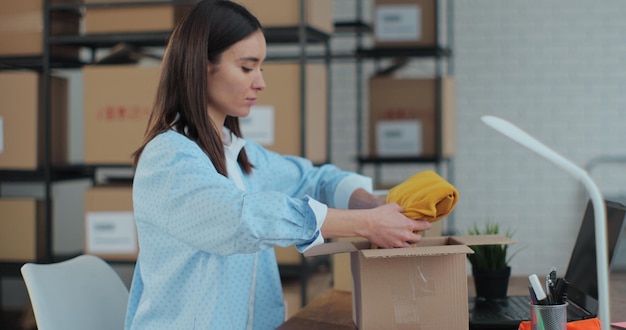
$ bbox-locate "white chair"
[20,254,129,330]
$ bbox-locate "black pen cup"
[530,302,567,330]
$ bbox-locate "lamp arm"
[481,116,610,330]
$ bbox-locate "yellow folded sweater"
[386,170,459,222]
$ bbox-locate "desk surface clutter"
[278,273,626,329]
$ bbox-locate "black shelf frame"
[350,0,456,235]
[357,155,451,164]
[353,0,455,183]
[333,20,372,35]
[356,46,452,58]
[1,0,470,319]
[0,166,95,182]
[50,0,200,10]
[0,56,83,71]
[49,26,329,50]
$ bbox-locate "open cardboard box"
[304,234,515,330]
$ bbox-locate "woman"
[125,1,431,329]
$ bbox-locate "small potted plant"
[466,222,517,299]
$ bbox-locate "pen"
[545,274,553,304]
[529,285,539,305]
[549,267,557,283]
[529,274,548,305]
[548,267,557,303]
[554,278,569,304]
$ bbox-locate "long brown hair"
[132,0,260,176]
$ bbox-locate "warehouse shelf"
[49,26,329,51]
[1,1,459,321]
[0,1,337,319]
[356,46,452,58]
[351,0,455,189]
[333,20,372,35]
[0,166,95,183]
[50,0,200,10]
[0,56,83,71]
[357,155,451,165]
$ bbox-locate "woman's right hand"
[322,203,432,248]
[357,203,432,248]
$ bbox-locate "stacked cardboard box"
[241,63,328,164]
[368,76,455,157]
[84,185,137,261]
[373,0,437,48]
[237,0,333,34]
[0,71,68,169]
[83,64,159,165]
[0,199,46,262]
[0,0,79,58]
[84,0,192,34]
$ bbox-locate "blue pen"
[529,274,548,305]
[528,285,539,305]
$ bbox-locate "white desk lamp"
[481,115,610,330]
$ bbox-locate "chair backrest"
[21,254,129,330]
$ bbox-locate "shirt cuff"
[333,174,373,209]
[297,196,327,252]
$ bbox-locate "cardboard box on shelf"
[84,0,192,34]
[0,71,68,169]
[368,76,455,157]
[373,0,437,48]
[83,64,159,165]
[237,0,333,34]
[0,0,80,58]
[240,63,328,164]
[84,185,137,261]
[307,235,515,330]
[0,199,46,262]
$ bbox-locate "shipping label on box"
[86,211,137,255]
[375,119,422,156]
[375,4,421,42]
[240,105,275,146]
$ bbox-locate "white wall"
[453,0,626,274]
[331,0,626,275]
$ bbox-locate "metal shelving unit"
[349,0,454,185]
[342,0,455,232]
[0,0,336,319]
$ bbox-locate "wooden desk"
[277,290,354,330]
[279,273,626,329]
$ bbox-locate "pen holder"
[530,302,567,330]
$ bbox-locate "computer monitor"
[565,199,626,314]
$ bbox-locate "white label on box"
[376,120,422,156]
[240,105,274,146]
[375,5,421,42]
[0,116,3,154]
[86,211,137,254]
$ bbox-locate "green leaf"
[465,222,516,270]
